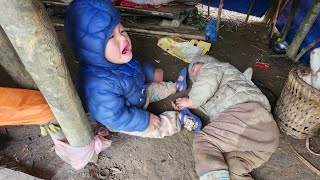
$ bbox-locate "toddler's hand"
[153,68,164,83]
[172,97,192,110]
[149,113,160,129]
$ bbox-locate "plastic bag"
[157,36,211,63]
[205,18,217,42]
[53,127,111,170]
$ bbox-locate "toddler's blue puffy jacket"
[64,0,154,131]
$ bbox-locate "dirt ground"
[1,5,320,180]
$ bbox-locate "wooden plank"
[42,0,196,20]
[123,22,205,40]
[50,17,205,40]
[116,5,196,19]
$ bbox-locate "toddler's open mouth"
[122,45,131,55]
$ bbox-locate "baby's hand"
[149,113,161,129]
[172,97,192,110]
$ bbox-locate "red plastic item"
[114,0,179,8]
[255,62,270,69]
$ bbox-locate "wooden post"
[280,0,300,42]
[263,0,278,24]
[207,0,210,16]
[286,0,320,61]
[216,0,224,33]
[0,26,37,89]
[0,0,93,147]
[278,0,290,16]
[269,0,282,39]
[245,0,255,24]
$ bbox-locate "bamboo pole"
[269,0,282,39]
[278,0,290,16]
[121,27,206,40]
[286,0,320,61]
[207,0,210,16]
[0,26,37,89]
[280,0,300,42]
[0,0,93,147]
[294,38,320,62]
[245,0,255,24]
[216,0,224,33]
[263,0,278,24]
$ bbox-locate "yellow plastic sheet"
[157,36,211,63]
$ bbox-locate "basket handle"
[306,136,320,156]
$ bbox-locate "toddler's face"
[192,62,203,81]
[105,23,132,64]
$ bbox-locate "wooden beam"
[0,0,93,147]
[50,18,206,40]
[125,27,206,40]
[0,26,37,89]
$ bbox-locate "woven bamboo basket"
[275,65,320,139]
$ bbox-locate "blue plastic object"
[205,18,217,42]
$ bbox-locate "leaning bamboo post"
[280,0,300,42]
[0,26,37,90]
[278,0,290,17]
[263,0,278,24]
[269,0,282,39]
[207,0,210,16]
[294,38,320,62]
[216,0,224,33]
[245,0,255,24]
[286,0,320,61]
[0,0,93,147]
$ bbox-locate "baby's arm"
[149,113,160,129]
[188,64,224,107]
[142,63,164,83]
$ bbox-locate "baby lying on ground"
[173,55,279,180]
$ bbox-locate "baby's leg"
[193,102,279,180]
[225,151,273,180]
[193,128,230,180]
[118,111,181,138]
[146,82,176,103]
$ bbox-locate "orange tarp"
[0,87,54,126]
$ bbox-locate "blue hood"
[64,0,121,67]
